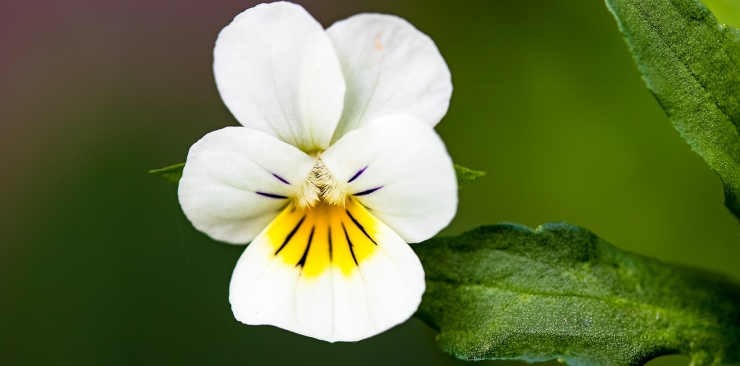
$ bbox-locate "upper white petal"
[321,115,458,243]
[214,2,346,152]
[178,127,315,244]
[327,13,452,142]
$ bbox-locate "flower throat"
[296,156,346,209]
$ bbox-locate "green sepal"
[149,163,185,184]
[150,162,485,190]
[454,164,486,189]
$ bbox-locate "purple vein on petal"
[272,173,290,185]
[353,186,383,196]
[256,191,289,199]
[347,166,368,183]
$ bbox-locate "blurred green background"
[1,0,738,365]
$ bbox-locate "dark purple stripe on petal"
[256,191,289,199]
[347,166,368,183]
[296,227,315,268]
[341,223,359,266]
[272,173,290,185]
[346,209,377,245]
[353,186,382,196]
[327,226,333,262]
[275,216,306,255]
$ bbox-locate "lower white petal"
[229,198,425,342]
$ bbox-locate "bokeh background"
[2,0,739,365]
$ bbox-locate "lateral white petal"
[327,14,452,141]
[178,127,315,244]
[214,2,346,152]
[321,115,458,243]
[229,200,425,342]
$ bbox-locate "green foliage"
[414,223,740,365]
[148,163,184,184]
[454,164,486,188]
[150,162,484,189]
[605,0,740,220]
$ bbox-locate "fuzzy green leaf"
[454,164,486,189]
[605,0,740,220]
[414,223,740,365]
[149,163,184,184]
[150,162,484,189]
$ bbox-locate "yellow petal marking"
[266,198,379,277]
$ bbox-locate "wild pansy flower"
[178,1,456,342]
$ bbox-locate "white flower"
[178,1,457,342]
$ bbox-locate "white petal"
[229,199,425,342]
[178,127,315,244]
[321,115,457,243]
[327,14,452,141]
[214,2,346,152]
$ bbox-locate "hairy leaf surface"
[606,0,740,219]
[414,223,740,365]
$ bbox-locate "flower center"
[296,156,346,209]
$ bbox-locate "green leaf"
[150,162,484,189]
[454,164,486,189]
[149,163,184,184]
[414,223,740,365]
[605,0,740,220]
